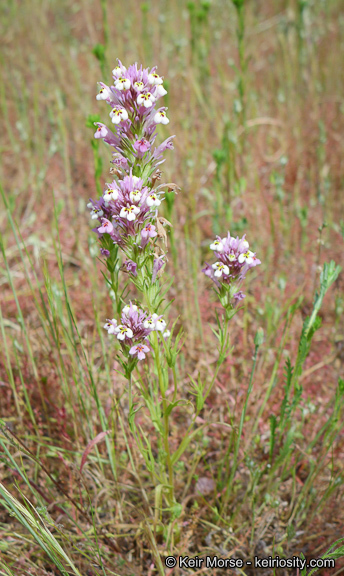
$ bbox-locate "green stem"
[141,284,174,504]
[128,372,132,414]
[236,3,246,128]
[250,315,291,439]
[152,331,174,505]
[203,316,229,405]
[100,0,109,50]
[170,316,231,466]
[172,365,178,403]
[222,341,259,509]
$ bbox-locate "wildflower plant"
[88,61,175,322]
[1,21,343,576]
[203,232,261,312]
[87,60,261,515]
[88,61,182,511]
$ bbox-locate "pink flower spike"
[129,344,150,361]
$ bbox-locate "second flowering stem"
[142,284,175,505]
[152,330,175,505]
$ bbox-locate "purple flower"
[152,136,175,159]
[134,137,151,157]
[90,62,177,371]
[233,291,246,302]
[98,218,114,235]
[129,343,150,361]
[202,263,220,288]
[89,62,177,301]
[141,224,157,247]
[91,61,175,178]
[94,122,120,147]
[104,319,117,334]
[202,232,261,310]
[204,232,261,286]
[89,170,164,247]
[104,303,162,357]
[124,259,137,277]
[111,153,129,169]
[152,256,165,283]
[94,123,108,138]
[87,200,104,221]
[142,224,157,238]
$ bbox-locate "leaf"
[85,113,101,128]
[269,414,277,461]
[306,537,344,575]
[129,402,144,429]
[171,425,206,464]
[165,399,191,418]
[300,552,307,576]
[92,43,106,62]
[80,431,110,473]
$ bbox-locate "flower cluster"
[104,303,167,361]
[88,174,161,249]
[93,60,174,177]
[202,232,261,308]
[88,61,175,281]
[87,61,177,367]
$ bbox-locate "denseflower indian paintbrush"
[87,59,261,515]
